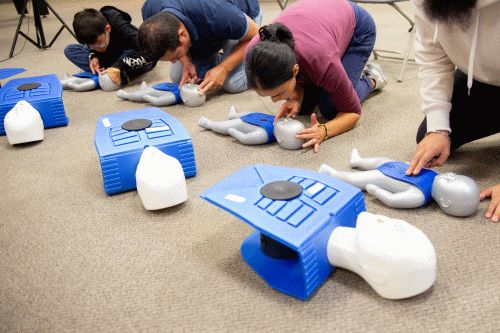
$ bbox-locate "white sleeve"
[413,3,456,133]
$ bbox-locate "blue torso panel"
[377,162,438,205]
[73,72,100,89]
[239,113,276,144]
[152,82,181,104]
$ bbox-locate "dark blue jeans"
[300,2,376,120]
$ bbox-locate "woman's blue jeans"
[300,2,376,120]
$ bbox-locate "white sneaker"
[364,62,387,91]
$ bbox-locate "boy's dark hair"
[246,23,296,90]
[73,8,108,45]
[138,12,182,60]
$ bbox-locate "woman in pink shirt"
[245,0,385,152]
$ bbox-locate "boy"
[64,6,156,86]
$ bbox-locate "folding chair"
[276,0,289,10]
[352,0,416,82]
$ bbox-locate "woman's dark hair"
[138,12,182,60]
[73,9,108,45]
[246,23,297,90]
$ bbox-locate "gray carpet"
[1,1,499,332]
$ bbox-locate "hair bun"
[258,23,295,50]
[259,26,274,41]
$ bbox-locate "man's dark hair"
[423,0,477,26]
[138,12,182,60]
[73,8,108,45]
[246,23,296,90]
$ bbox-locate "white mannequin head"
[98,73,120,92]
[431,173,480,217]
[273,118,305,150]
[180,84,206,107]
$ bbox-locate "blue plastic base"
[200,164,366,300]
[94,107,196,195]
[0,68,26,80]
[0,74,68,135]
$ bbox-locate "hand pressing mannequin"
[117,82,181,106]
[319,148,480,217]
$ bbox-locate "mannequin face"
[160,25,190,63]
[254,64,300,103]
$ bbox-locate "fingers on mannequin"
[408,154,423,175]
[199,80,214,95]
[409,153,428,176]
[276,103,295,121]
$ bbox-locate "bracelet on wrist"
[318,123,329,142]
[426,130,451,143]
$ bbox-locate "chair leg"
[397,26,416,82]
[277,0,289,10]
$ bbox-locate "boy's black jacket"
[88,6,155,83]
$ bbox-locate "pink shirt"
[246,0,359,113]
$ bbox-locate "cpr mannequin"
[117,81,181,106]
[61,72,120,92]
[198,106,305,149]
[319,148,480,217]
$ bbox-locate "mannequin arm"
[70,78,98,92]
[366,184,425,208]
[61,77,97,91]
[227,127,269,145]
[143,91,178,106]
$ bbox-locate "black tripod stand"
[9,0,76,58]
